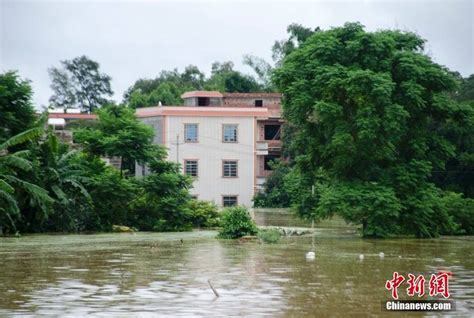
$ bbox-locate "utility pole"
[176,134,179,165]
[171,133,184,172]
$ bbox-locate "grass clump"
[257,228,281,243]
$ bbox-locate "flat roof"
[135,106,271,118]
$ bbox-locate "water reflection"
[0,231,473,317]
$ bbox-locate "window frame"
[255,99,263,107]
[222,124,238,143]
[184,123,199,143]
[222,195,238,207]
[184,159,199,177]
[264,124,281,140]
[222,160,238,178]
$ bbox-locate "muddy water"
[0,229,473,317]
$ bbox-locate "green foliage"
[253,160,292,208]
[257,228,281,243]
[86,162,139,231]
[440,192,474,235]
[273,22,469,238]
[186,199,220,227]
[130,162,193,232]
[74,104,157,175]
[455,74,474,102]
[217,206,258,239]
[0,71,36,143]
[0,126,54,234]
[124,61,271,109]
[49,55,113,112]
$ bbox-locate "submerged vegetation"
[217,206,258,239]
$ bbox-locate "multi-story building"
[136,91,283,207]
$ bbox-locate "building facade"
[136,91,282,207]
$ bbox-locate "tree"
[36,131,92,232]
[273,22,466,238]
[0,127,53,234]
[49,55,113,113]
[455,74,474,102]
[272,23,320,64]
[124,66,205,108]
[432,74,474,198]
[0,71,36,143]
[243,55,274,91]
[206,61,263,93]
[74,104,156,176]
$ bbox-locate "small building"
[136,91,282,207]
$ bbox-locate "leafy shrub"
[217,206,258,239]
[187,199,220,228]
[441,192,474,235]
[257,228,281,243]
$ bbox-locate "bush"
[187,199,220,228]
[257,228,281,243]
[441,192,474,235]
[217,206,258,239]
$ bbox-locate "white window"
[223,196,238,207]
[184,124,198,142]
[184,160,198,177]
[223,160,238,177]
[223,124,238,142]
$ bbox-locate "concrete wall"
[223,96,281,109]
[183,97,223,106]
[165,115,256,207]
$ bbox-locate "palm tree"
[38,131,92,231]
[0,127,53,234]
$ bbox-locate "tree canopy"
[124,61,273,109]
[273,22,472,238]
[49,55,113,113]
[0,72,36,143]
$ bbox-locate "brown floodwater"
[0,228,473,317]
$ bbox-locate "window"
[184,160,198,177]
[223,124,238,142]
[264,124,281,140]
[223,196,238,207]
[184,124,198,142]
[264,155,279,171]
[223,160,238,177]
[197,97,210,106]
[255,99,263,107]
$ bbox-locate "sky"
[1,0,473,109]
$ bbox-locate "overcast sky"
[1,0,473,109]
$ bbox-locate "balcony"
[256,141,268,155]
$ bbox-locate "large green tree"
[0,72,36,143]
[49,55,113,113]
[74,104,156,176]
[273,22,469,238]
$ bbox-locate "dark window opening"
[264,124,281,140]
[255,100,263,107]
[197,97,210,106]
[264,155,280,171]
[223,196,238,207]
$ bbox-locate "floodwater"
[0,229,473,317]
